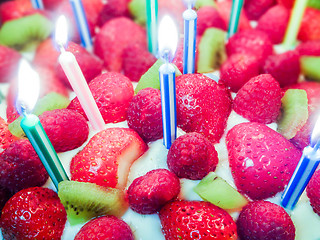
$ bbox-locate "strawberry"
[159,200,238,240]
[55,42,103,89]
[74,216,134,240]
[94,17,147,72]
[226,122,301,200]
[0,187,67,240]
[0,117,18,154]
[0,186,11,215]
[42,0,64,10]
[33,38,60,70]
[68,72,134,124]
[219,53,260,92]
[297,40,320,56]
[233,74,282,124]
[127,169,180,214]
[122,43,157,82]
[176,74,232,143]
[196,6,227,36]
[0,0,32,23]
[39,109,89,152]
[277,0,294,8]
[127,87,162,142]
[298,8,320,42]
[97,0,130,26]
[244,0,276,20]
[226,29,273,64]
[306,169,320,216]
[70,128,148,189]
[256,5,290,44]
[167,132,218,180]
[262,50,300,88]
[0,139,49,193]
[0,45,21,83]
[237,201,295,240]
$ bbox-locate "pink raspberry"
[307,169,320,216]
[244,0,276,20]
[297,40,320,56]
[196,6,226,36]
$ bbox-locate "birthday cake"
[0,0,320,239]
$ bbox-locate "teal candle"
[20,114,69,190]
[227,0,244,39]
[146,0,158,56]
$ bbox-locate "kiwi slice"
[308,0,320,9]
[129,0,146,25]
[134,59,182,94]
[197,28,227,73]
[195,0,216,9]
[194,172,248,210]
[300,56,320,81]
[9,92,70,138]
[58,181,128,225]
[277,89,308,139]
[0,14,52,51]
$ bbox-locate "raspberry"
[307,169,320,216]
[196,6,226,36]
[297,40,320,56]
[244,0,276,20]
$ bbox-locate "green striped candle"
[146,0,158,56]
[227,0,244,39]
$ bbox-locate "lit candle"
[158,16,179,149]
[227,0,244,39]
[281,117,320,210]
[31,0,44,9]
[69,0,92,51]
[282,0,308,49]
[17,60,69,190]
[55,16,105,131]
[183,0,197,74]
[146,0,158,56]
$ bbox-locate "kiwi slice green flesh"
[195,0,216,9]
[197,27,227,73]
[135,59,182,94]
[0,14,52,51]
[308,0,320,10]
[300,56,320,81]
[277,89,308,139]
[58,181,128,225]
[194,172,248,210]
[129,0,146,25]
[9,92,70,138]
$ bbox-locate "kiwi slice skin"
[194,172,248,210]
[129,0,146,25]
[277,89,308,139]
[300,56,320,81]
[197,28,227,73]
[9,92,70,138]
[58,181,128,225]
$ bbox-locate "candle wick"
[57,43,66,53]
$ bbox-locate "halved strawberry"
[0,117,18,154]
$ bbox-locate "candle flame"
[55,15,68,47]
[311,115,320,148]
[17,60,40,115]
[158,15,178,62]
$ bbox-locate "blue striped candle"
[183,8,197,74]
[31,0,44,9]
[69,0,92,51]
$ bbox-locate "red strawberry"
[42,0,64,10]
[0,117,19,154]
[0,0,32,23]
[277,0,294,8]
[94,17,147,72]
[0,187,67,240]
[127,88,162,142]
[226,122,301,200]
[237,201,295,240]
[262,50,300,88]
[307,169,320,216]
[256,5,290,44]
[0,139,49,193]
[216,0,252,32]
[244,0,276,20]
[0,45,21,83]
[233,74,282,124]
[297,40,320,56]
[70,128,148,189]
[128,169,180,214]
[226,29,273,64]
[122,43,157,82]
[167,132,218,180]
[55,42,103,89]
[196,6,227,36]
[68,72,134,124]
[219,54,260,92]
[0,186,11,215]
[39,109,89,152]
[176,74,232,143]
[159,200,238,240]
[298,8,320,42]
[33,38,60,70]
[97,0,130,26]
[74,216,134,240]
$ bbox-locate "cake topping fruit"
[97,0,130,27]
[167,132,218,180]
[244,0,276,20]
[0,187,67,240]
[237,200,295,240]
[298,7,320,42]
[0,117,18,154]
[159,200,238,240]
[0,45,21,83]
[58,180,128,225]
[227,122,301,200]
[127,169,180,214]
[196,6,226,36]
[300,56,320,81]
[306,169,320,216]
[70,128,148,189]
